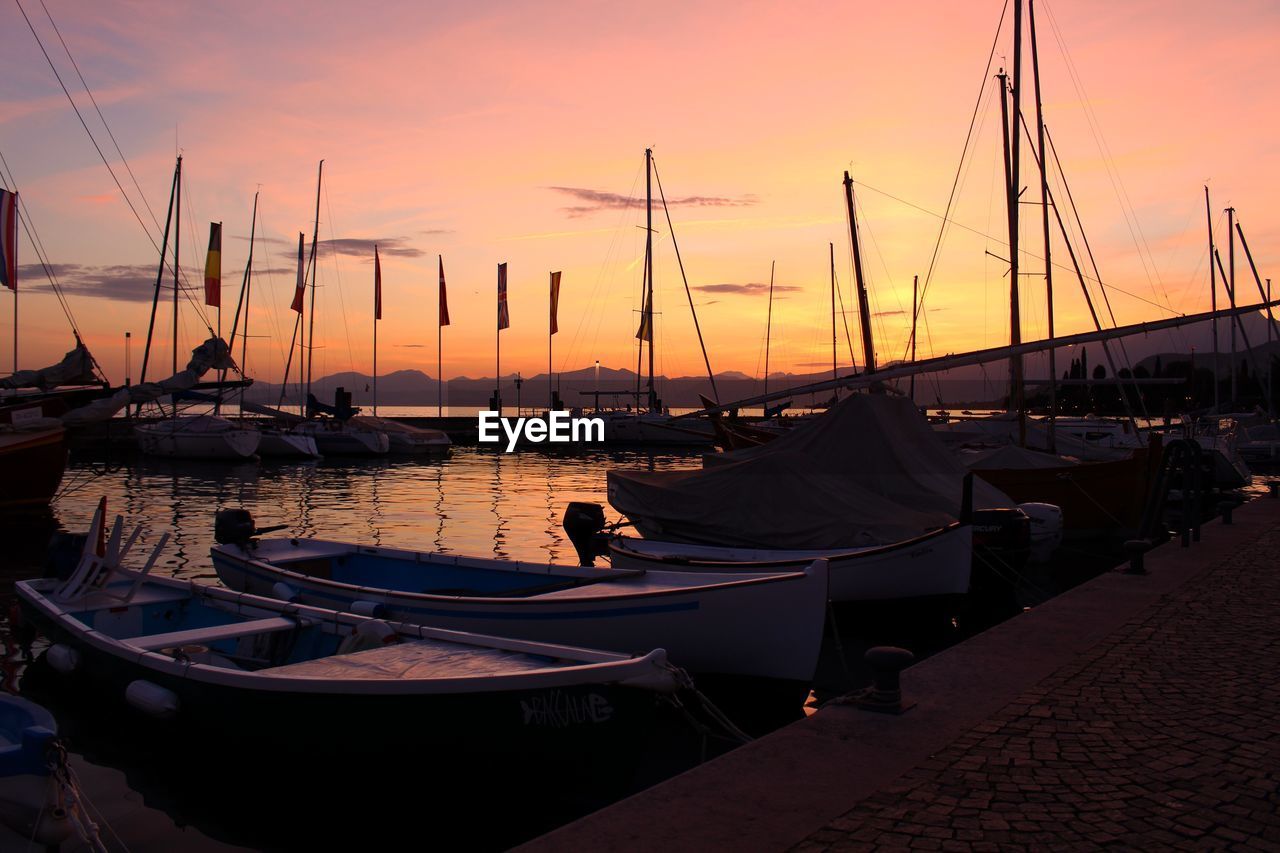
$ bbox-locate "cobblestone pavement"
[794,527,1280,852]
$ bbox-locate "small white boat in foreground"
[210,517,828,687]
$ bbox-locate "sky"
[2,0,1279,387]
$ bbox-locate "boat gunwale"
[16,576,675,696]
[211,539,816,605]
[608,520,968,569]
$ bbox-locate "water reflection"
[47,446,704,578]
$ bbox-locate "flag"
[549,271,562,335]
[497,262,510,330]
[203,221,222,307]
[438,255,450,327]
[0,189,17,292]
[373,245,382,320]
[636,291,653,342]
[290,232,306,313]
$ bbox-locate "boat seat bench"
[124,616,311,651]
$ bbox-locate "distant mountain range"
[242,311,1280,408]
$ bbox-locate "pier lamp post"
[515,372,523,414]
[594,360,600,412]
[125,331,132,386]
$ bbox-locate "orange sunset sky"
[2,0,1278,387]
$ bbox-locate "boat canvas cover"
[1,342,99,390]
[959,444,1081,470]
[61,337,237,427]
[607,394,1012,549]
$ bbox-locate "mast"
[998,65,1025,444]
[439,255,446,418]
[1029,0,1055,451]
[222,191,257,415]
[1227,205,1237,405]
[843,171,877,380]
[304,160,323,415]
[139,156,179,397]
[173,156,181,377]
[644,147,656,411]
[240,193,257,412]
[910,274,918,401]
[1205,186,1219,414]
[373,244,379,417]
[764,260,775,398]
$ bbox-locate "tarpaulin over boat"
[958,444,1081,470]
[60,337,238,427]
[0,342,100,390]
[607,393,1013,549]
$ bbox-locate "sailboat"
[133,156,260,460]
[589,149,714,446]
[282,161,388,456]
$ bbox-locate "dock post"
[854,647,917,715]
[1122,539,1150,575]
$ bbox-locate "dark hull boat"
[0,401,67,509]
[17,509,679,759]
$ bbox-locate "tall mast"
[373,245,379,417]
[843,171,877,381]
[304,160,323,415]
[1227,205,1237,405]
[223,191,257,415]
[644,147,656,411]
[999,65,1025,444]
[240,192,257,412]
[139,156,179,397]
[910,274,918,401]
[173,156,182,377]
[1029,0,1055,451]
[764,260,775,399]
[829,242,838,397]
[1205,186,1219,414]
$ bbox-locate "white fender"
[46,644,80,674]
[350,600,386,617]
[270,582,300,603]
[124,680,180,720]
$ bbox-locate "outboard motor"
[214,509,288,548]
[562,502,609,567]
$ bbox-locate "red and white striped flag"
[497,262,510,330]
[439,255,450,327]
[0,189,17,292]
[373,245,382,320]
[289,232,305,313]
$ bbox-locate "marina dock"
[521,495,1280,851]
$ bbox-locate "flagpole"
[549,271,553,412]
[496,263,501,416]
[438,255,444,418]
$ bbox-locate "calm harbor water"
[2,442,1263,849]
[46,445,705,579]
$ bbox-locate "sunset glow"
[2,0,1278,387]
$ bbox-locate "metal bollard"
[1218,501,1234,525]
[1122,539,1151,575]
[855,646,916,714]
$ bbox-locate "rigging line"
[853,179,1177,317]
[13,0,161,257]
[0,155,84,341]
[1040,1,1173,312]
[651,156,718,401]
[907,0,1009,364]
[831,264,857,366]
[37,0,163,234]
[322,183,358,379]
